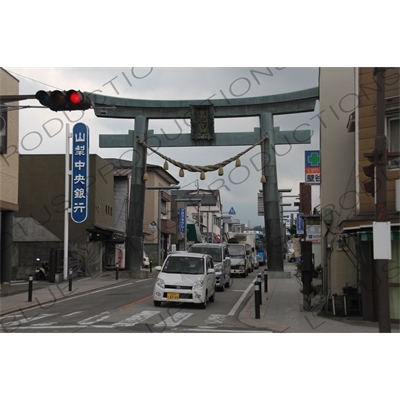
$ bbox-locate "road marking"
[228,277,257,316]
[118,295,153,311]
[53,282,135,304]
[63,311,83,318]
[154,312,193,328]
[1,313,58,327]
[113,310,160,327]
[206,314,226,324]
[183,328,273,333]
[77,311,111,325]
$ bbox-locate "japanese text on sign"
[71,123,89,223]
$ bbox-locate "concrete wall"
[320,67,358,296]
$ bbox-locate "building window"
[387,116,399,169]
[160,199,167,216]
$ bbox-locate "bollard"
[257,273,262,305]
[28,274,33,302]
[264,268,268,292]
[115,263,119,280]
[69,268,73,292]
[149,260,152,274]
[254,282,260,319]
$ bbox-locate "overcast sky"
[6,67,320,227]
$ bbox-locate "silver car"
[188,243,231,291]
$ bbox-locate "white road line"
[228,277,257,316]
[154,312,193,328]
[205,314,226,324]
[184,328,272,333]
[63,311,83,318]
[113,311,160,327]
[1,313,58,327]
[77,311,111,325]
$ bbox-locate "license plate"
[167,292,179,300]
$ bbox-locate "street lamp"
[146,185,180,266]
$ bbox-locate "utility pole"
[374,67,391,333]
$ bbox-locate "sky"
[5,67,321,228]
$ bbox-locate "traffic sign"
[71,123,89,223]
[229,207,236,215]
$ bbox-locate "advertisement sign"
[305,150,321,184]
[296,213,304,235]
[71,123,89,223]
[179,207,185,233]
[115,244,125,269]
[306,225,321,242]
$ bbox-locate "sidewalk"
[238,262,399,333]
[1,264,398,333]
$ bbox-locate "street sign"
[305,150,320,184]
[71,123,89,223]
[296,213,304,235]
[179,208,185,233]
[149,221,157,230]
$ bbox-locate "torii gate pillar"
[125,116,147,278]
[261,113,283,271]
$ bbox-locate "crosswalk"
[0,310,243,332]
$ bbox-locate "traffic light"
[35,90,93,112]
[363,163,375,196]
[363,152,375,196]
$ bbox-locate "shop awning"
[161,219,177,235]
[187,224,202,243]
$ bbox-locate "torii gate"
[90,87,318,277]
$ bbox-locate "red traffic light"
[35,90,92,112]
[68,91,83,105]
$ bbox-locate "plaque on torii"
[89,87,318,276]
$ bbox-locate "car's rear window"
[189,247,222,262]
[162,256,204,274]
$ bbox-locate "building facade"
[14,154,115,278]
[320,67,400,324]
[0,68,19,284]
[105,158,179,267]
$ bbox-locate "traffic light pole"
[374,68,391,333]
[64,124,71,281]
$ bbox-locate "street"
[0,272,269,333]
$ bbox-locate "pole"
[264,267,268,292]
[374,68,391,333]
[257,273,262,305]
[254,283,260,319]
[184,203,187,251]
[28,274,33,302]
[64,124,70,281]
[158,190,161,266]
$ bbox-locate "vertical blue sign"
[71,123,89,223]
[296,213,304,235]
[179,208,185,233]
